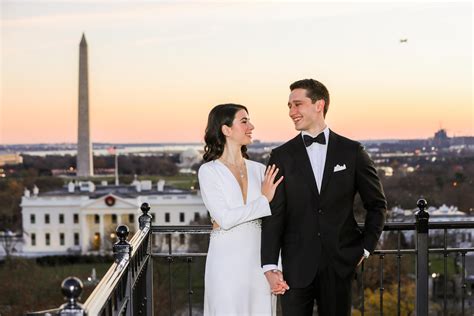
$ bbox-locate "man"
[261,79,387,315]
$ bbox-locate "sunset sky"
[1,1,472,144]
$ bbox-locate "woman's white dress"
[198,159,275,315]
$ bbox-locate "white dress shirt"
[302,127,330,193]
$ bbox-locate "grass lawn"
[71,174,198,191]
[429,254,459,276]
[0,258,111,315]
[153,256,206,315]
[0,255,206,316]
[142,174,198,190]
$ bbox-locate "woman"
[199,103,285,315]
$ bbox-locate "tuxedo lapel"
[291,134,320,198]
[320,130,338,196]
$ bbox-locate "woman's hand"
[264,269,289,295]
[261,164,284,203]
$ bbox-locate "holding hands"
[264,270,289,295]
[261,164,284,203]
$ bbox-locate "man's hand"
[264,270,289,295]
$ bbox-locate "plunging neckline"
[216,159,249,205]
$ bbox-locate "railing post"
[113,225,133,316]
[139,202,153,230]
[59,277,86,315]
[415,198,429,316]
[140,202,154,315]
[113,225,132,264]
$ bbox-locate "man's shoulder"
[330,130,362,150]
[272,134,300,154]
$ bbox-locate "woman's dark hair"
[203,103,249,162]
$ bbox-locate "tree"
[355,283,416,315]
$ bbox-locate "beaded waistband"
[210,219,262,239]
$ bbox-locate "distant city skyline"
[1,1,472,144]
[1,127,471,151]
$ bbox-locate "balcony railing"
[27,199,474,315]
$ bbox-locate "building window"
[30,214,36,224]
[60,233,65,246]
[59,214,64,224]
[111,214,117,224]
[179,234,185,245]
[31,233,36,246]
[73,214,79,224]
[45,214,50,224]
[94,214,100,224]
[74,233,80,246]
[45,233,50,246]
[179,212,185,223]
[129,214,134,223]
[165,213,170,223]
[194,212,200,221]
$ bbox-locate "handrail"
[151,225,212,233]
[149,221,474,233]
[83,226,149,314]
[82,203,153,316]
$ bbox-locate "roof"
[41,184,193,199]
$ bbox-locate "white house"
[21,180,208,256]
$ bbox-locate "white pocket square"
[333,164,346,172]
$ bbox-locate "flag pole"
[114,147,119,186]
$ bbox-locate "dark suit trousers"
[281,258,353,316]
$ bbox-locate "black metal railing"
[26,203,154,316]
[28,199,474,315]
[151,225,210,315]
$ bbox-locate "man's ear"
[315,100,325,113]
[221,125,231,137]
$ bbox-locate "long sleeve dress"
[198,159,275,315]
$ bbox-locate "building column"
[99,213,105,252]
[81,213,89,253]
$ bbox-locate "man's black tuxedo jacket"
[261,130,386,288]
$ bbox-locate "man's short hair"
[290,79,330,117]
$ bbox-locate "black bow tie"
[303,133,326,147]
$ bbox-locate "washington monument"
[77,33,94,177]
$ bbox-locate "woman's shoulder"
[199,160,216,168]
[199,160,217,171]
[198,160,219,177]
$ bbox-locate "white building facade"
[21,181,208,256]
[387,205,474,249]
